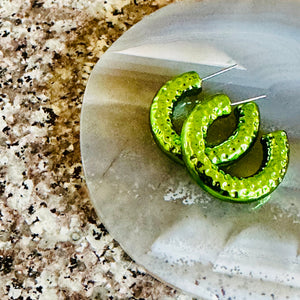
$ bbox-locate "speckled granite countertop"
[0,0,195,299]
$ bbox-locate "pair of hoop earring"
[150,66,289,205]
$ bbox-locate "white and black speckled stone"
[0,0,192,299]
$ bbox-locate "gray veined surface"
[80,0,300,299]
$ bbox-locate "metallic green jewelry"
[181,94,289,203]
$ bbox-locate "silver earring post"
[232,95,267,106]
[202,64,238,81]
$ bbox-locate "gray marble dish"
[80,0,300,298]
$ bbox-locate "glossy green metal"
[150,72,260,166]
[181,94,289,203]
[150,71,202,164]
[206,102,260,165]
